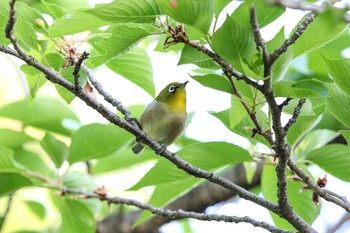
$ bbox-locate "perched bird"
[132,81,188,154]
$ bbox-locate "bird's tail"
[132,142,144,154]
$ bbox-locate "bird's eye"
[168,85,176,93]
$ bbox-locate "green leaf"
[86,0,160,22]
[156,0,214,33]
[0,97,80,136]
[230,95,248,128]
[48,12,108,37]
[25,200,46,220]
[292,9,348,57]
[340,130,350,146]
[14,149,54,177]
[322,55,350,96]
[211,109,270,146]
[40,133,68,168]
[286,115,321,146]
[88,24,157,67]
[131,142,251,189]
[0,129,35,149]
[231,1,285,28]
[0,0,10,44]
[20,64,46,98]
[0,173,33,197]
[15,2,48,36]
[92,147,156,174]
[42,0,70,19]
[178,46,220,69]
[49,0,160,37]
[45,53,66,71]
[68,123,133,163]
[15,16,39,51]
[106,46,155,97]
[326,83,350,128]
[59,199,95,233]
[273,80,320,98]
[63,171,97,192]
[0,146,22,171]
[190,74,232,94]
[211,14,256,74]
[41,0,89,12]
[294,129,339,158]
[306,144,350,181]
[214,0,232,16]
[262,166,320,230]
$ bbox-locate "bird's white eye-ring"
[168,85,176,93]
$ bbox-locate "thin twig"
[270,12,315,62]
[250,6,271,77]
[283,98,306,133]
[226,74,274,145]
[82,64,141,129]
[185,40,263,91]
[279,98,293,110]
[62,187,294,233]
[73,51,89,91]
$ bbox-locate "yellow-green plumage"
[132,81,188,154]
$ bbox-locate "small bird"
[132,81,188,154]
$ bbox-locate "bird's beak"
[180,81,189,88]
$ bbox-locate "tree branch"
[184,39,263,92]
[288,160,350,212]
[250,6,271,78]
[249,5,317,233]
[100,164,261,233]
[270,12,315,62]
[283,98,306,133]
[81,64,140,129]
[62,187,293,233]
[73,51,89,91]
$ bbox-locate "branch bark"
[99,165,261,233]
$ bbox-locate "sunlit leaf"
[292,9,348,57]
[0,173,33,196]
[107,46,155,97]
[179,46,220,69]
[40,133,68,168]
[0,97,80,136]
[88,24,157,67]
[322,54,350,96]
[68,123,133,163]
[294,129,339,158]
[156,0,214,33]
[25,200,46,220]
[0,129,35,149]
[306,144,350,181]
[59,199,95,233]
[190,74,232,94]
[49,0,159,37]
[326,83,350,128]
